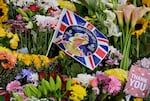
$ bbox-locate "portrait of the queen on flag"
[53,8,109,70]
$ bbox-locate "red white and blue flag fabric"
[53,9,109,70]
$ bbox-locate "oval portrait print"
[62,25,97,56]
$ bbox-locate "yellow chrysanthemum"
[58,1,76,12]
[131,18,148,38]
[104,68,128,83]
[32,54,41,70]
[17,53,32,66]
[69,84,87,101]
[0,0,8,24]
[133,98,143,101]
[39,55,49,67]
[142,0,150,7]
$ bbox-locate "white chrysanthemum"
[73,73,94,87]
[37,0,58,10]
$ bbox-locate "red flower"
[38,71,45,79]
[47,7,55,13]
[29,4,39,11]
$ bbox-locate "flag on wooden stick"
[47,8,109,70]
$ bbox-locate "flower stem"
[136,37,140,58]
[133,0,137,6]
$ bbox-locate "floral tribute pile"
[0,0,150,101]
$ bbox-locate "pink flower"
[22,7,28,11]
[131,6,150,28]
[107,76,121,95]
[16,14,23,20]
[90,77,98,87]
[123,4,135,24]
[6,80,21,93]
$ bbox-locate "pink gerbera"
[107,76,121,95]
[6,80,21,93]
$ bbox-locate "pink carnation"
[107,76,121,95]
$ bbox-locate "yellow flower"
[39,55,49,67]
[0,0,8,24]
[59,51,65,58]
[84,16,93,21]
[58,1,76,12]
[6,32,13,38]
[17,53,32,66]
[69,84,87,101]
[0,46,11,53]
[0,27,7,37]
[131,18,148,38]
[9,34,20,49]
[32,54,41,70]
[9,40,18,49]
[84,15,96,21]
[131,6,150,29]
[133,98,143,101]
[142,0,150,7]
[104,68,128,83]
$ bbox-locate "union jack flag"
[53,9,109,70]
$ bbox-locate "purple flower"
[96,73,110,84]
[105,59,119,65]
[15,69,33,82]
[7,19,28,33]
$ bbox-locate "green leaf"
[70,63,81,77]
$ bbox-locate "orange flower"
[0,51,16,69]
